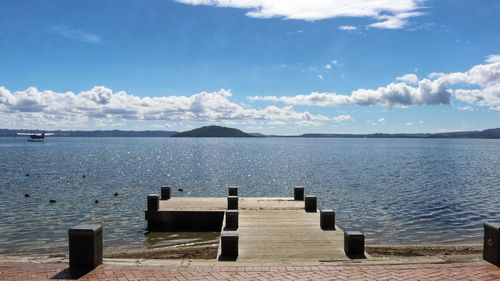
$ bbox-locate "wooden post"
[484,223,500,267]
[147,194,159,211]
[304,196,317,212]
[227,196,238,210]
[225,210,239,230]
[220,231,238,260]
[344,230,365,258]
[228,186,238,196]
[161,186,171,200]
[320,209,336,230]
[69,224,103,270]
[294,186,304,200]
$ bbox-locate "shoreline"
[365,244,482,257]
[1,243,482,261]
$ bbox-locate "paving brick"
[0,261,499,281]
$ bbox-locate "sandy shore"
[105,244,219,260]
[366,244,482,257]
[101,243,483,260]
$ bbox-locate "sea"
[0,137,499,255]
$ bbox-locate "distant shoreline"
[2,126,500,139]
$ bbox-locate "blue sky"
[0,0,499,134]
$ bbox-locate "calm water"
[0,137,499,255]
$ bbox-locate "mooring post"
[344,230,365,258]
[220,231,238,259]
[227,196,238,210]
[304,195,317,212]
[294,186,304,200]
[147,194,159,211]
[161,186,171,200]
[225,210,239,230]
[228,186,238,196]
[68,224,103,270]
[320,209,336,230]
[483,223,500,267]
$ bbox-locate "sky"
[0,0,499,134]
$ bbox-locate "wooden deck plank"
[159,197,303,211]
[157,197,351,262]
[237,209,348,262]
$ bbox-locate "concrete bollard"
[344,230,365,258]
[69,224,103,270]
[225,210,239,230]
[483,223,500,267]
[304,196,317,212]
[320,209,336,230]
[161,186,171,200]
[147,194,159,211]
[220,231,238,259]
[294,186,304,200]
[227,196,238,210]
[228,186,238,196]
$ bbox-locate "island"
[171,125,254,137]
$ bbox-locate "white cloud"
[318,74,324,80]
[486,55,500,63]
[324,59,339,70]
[368,12,424,29]
[378,118,386,123]
[0,87,329,129]
[406,122,413,126]
[52,26,101,44]
[176,0,424,29]
[333,114,352,123]
[396,73,418,85]
[457,106,474,111]
[251,80,451,107]
[250,55,500,110]
[338,25,358,31]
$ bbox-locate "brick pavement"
[1,261,499,281]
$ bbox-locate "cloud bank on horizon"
[0,87,328,129]
[175,0,425,29]
[1,55,499,130]
[251,55,500,110]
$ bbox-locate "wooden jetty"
[145,187,366,262]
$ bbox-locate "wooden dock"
[155,197,351,262]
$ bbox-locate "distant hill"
[300,128,500,139]
[171,125,254,137]
[0,129,177,137]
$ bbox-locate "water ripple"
[0,137,499,254]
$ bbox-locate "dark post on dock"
[228,186,238,196]
[227,196,238,210]
[147,194,159,211]
[320,209,336,230]
[484,223,500,267]
[294,186,304,200]
[161,186,171,200]
[68,224,103,270]
[304,196,317,212]
[344,230,365,259]
[220,231,239,260]
[225,210,239,230]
